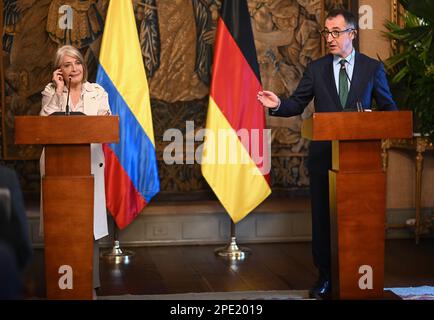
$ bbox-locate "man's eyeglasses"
[320,28,355,39]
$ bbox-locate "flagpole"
[101,217,134,264]
[215,220,251,261]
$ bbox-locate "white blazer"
[39,82,110,240]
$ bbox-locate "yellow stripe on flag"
[201,97,271,223]
[98,0,155,145]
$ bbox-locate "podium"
[15,115,119,299]
[302,111,412,299]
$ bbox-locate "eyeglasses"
[320,28,355,39]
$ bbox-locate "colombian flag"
[201,0,271,223]
[96,0,159,229]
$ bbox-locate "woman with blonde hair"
[39,45,110,295]
[40,45,109,116]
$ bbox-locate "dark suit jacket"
[0,166,32,271]
[270,52,397,174]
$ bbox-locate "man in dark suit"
[257,9,397,299]
[0,165,32,299]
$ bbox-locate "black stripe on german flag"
[219,0,261,84]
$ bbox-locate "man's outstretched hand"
[257,91,280,109]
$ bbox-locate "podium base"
[330,290,402,300]
[383,290,402,300]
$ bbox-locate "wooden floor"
[24,239,434,298]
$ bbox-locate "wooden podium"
[15,115,119,300]
[302,111,412,299]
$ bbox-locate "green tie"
[339,59,349,108]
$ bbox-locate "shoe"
[308,277,331,299]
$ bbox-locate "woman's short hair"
[54,45,87,83]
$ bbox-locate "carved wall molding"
[391,0,406,53]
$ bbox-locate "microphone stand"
[65,76,71,116]
[49,77,85,116]
[341,64,363,112]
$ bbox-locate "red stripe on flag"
[210,18,269,182]
[103,144,147,229]
[211,19,263,130]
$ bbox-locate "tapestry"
[1,0,356,197]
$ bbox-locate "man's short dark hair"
[326,9,358,30]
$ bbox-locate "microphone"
[65,76,72,116]
[340,62,363,112]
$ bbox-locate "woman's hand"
[52,69,65,94]
[97,109,111,116]
[257,90,280,109]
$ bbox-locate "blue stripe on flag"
[97,65,160,202]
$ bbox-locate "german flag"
[201,0,271,223]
